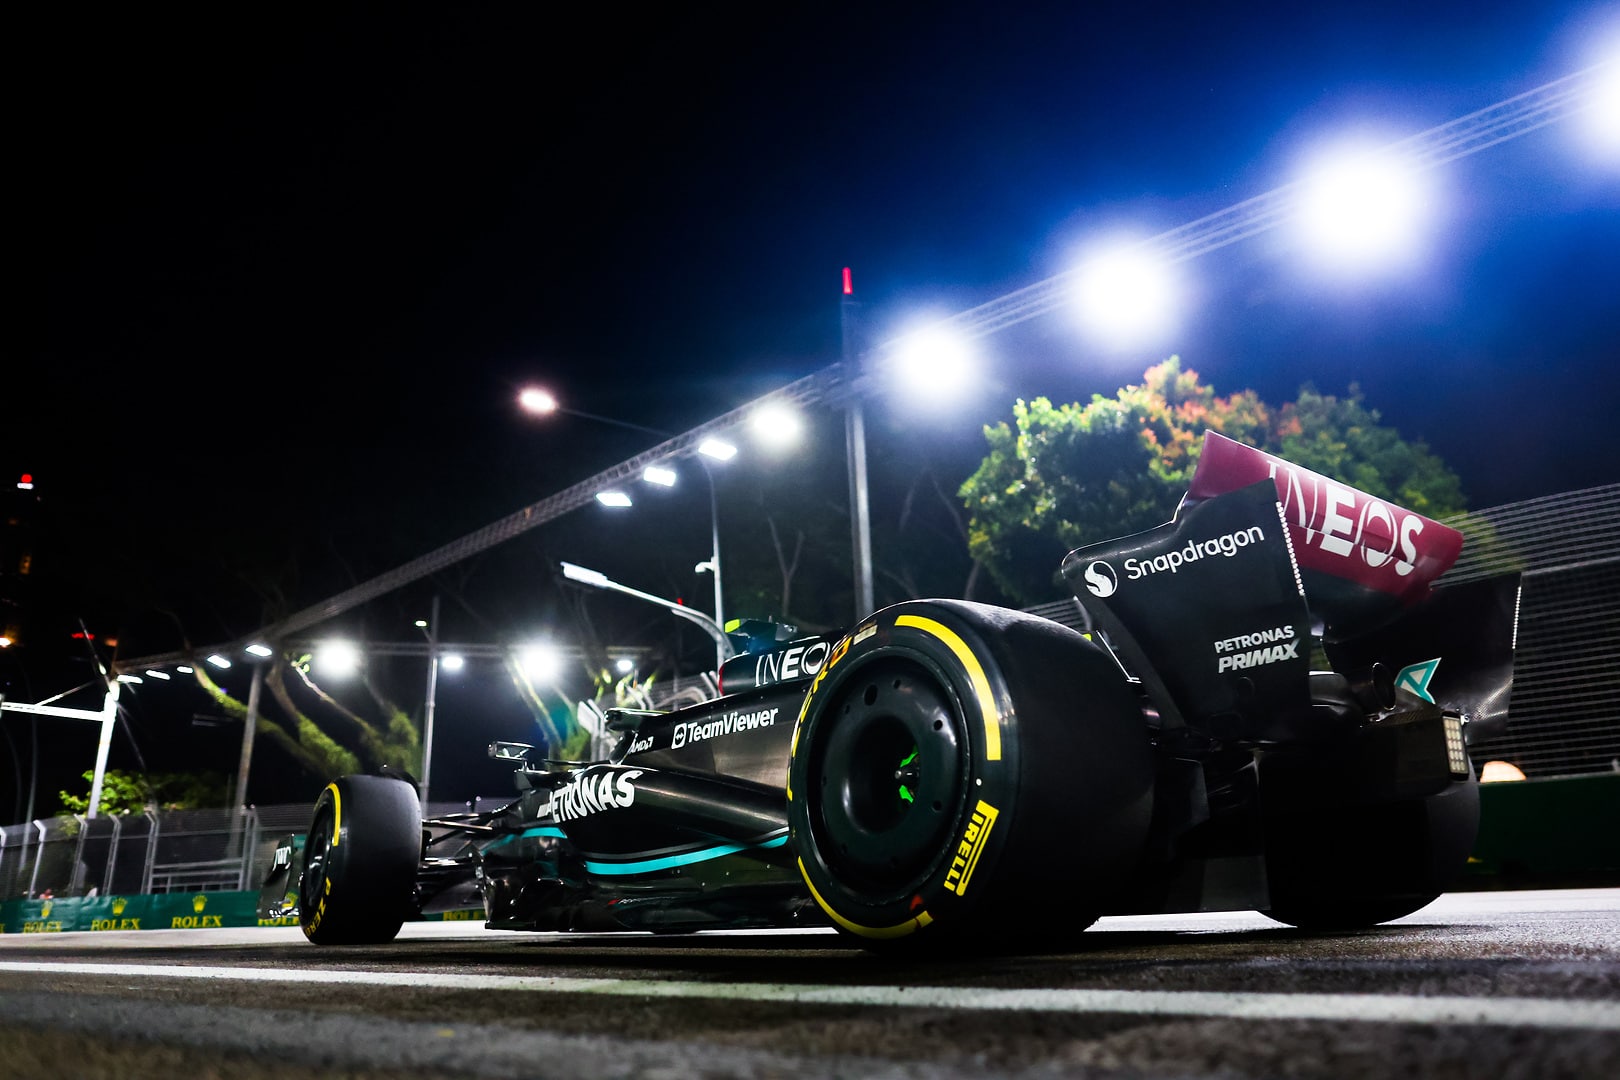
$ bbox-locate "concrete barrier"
[1463,773,1620,887]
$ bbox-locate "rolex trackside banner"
[1187,432,1463,610]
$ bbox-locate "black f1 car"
[261,433,1520,951]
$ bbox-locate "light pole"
[519,388,731,665]
[560,561,734,664]
[842,268,875,620]
[417,595,440,807]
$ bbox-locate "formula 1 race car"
[261,432,1520,951]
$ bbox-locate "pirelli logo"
[944,800,999,897]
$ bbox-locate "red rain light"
[842,267,853,295]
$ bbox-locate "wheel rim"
[301,803,335,923]
[810,660,965,897]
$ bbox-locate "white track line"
[3,961,1617,1031]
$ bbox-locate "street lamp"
[560,561,734,666]
[518,388,737,661]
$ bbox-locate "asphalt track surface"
[1,889,1616,1079]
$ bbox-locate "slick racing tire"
[787,600,1154,952]
[299,773,422,945]
[1260,761,1480,932]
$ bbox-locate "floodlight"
[749,402,804,447]
[315,640,362,679]
[176,665,194,674]
[614,657,634,674]
[697,438,738,461]
[1292,142,1433,272]
[245,643,273,657]
[117,674,143,684]
[643,465,677,487]
[1071,242,1180,348]
[440,653,465,673]
[205,654,232,669]
[890,324,976,399]
[518,387,559,414]
[520,643,563,680]
[596,490,633,507]
[145,670,171,680]
[1577,58,1620,163]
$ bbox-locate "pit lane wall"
[0,891,483,934]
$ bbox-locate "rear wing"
[1061,433,1517,743]
[1188,432,1464,638]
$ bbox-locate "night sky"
[5,3,1618,810]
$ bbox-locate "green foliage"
[1270,385,1465,518]
[58,768,228,816]
[191,657,429,788]
[960,358,1274,602]
[961,358,1467,604]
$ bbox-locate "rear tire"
[299,774,422,945]
[787,600,1154,953]
[1261,760,1479,931]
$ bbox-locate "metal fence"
[1442,484,1620,778]
[0,799,516,902]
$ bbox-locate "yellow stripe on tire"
[798,858,933,939]
[325,782,343,847]
[894,615,1002,761]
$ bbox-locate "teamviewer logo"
[1082,561,1118,598]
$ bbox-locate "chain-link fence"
[1444,484,1620,778]
[0,797,525,901]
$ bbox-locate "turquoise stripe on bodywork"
[583,832,789,876]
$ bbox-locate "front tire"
[787,600,1154,952]
[299,774,422,945]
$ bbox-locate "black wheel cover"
[807,659,966,900]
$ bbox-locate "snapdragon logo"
[1125,525,1266,580]
[1082,561,1118,598]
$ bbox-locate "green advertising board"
[0,889,481,932]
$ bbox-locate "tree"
[58,768,227,816]
[960,358,1466,604]
[959,358,1271,602]
[193,654,420,790]
[1270,384,1466,519]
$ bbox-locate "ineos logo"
[1083,561,1118,598]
